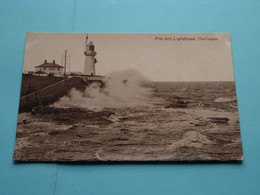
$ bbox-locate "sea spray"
[53,69,154,109]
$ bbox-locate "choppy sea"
[14,81,243,161]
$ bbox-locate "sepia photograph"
[13,33,243,162]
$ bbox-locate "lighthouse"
[84,35,97,75]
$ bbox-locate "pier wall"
[21,74,66,96]
[19,77,86,112]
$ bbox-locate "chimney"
[53,60,55,64]
[44,60,47,63]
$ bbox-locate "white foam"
[53,69,154,109]
[215,97,236,102]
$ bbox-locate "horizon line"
[149,80,235,82]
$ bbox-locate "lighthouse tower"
[84,35,97,75]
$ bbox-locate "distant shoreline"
[152,81,235,83]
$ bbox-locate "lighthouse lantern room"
[84,35,97,76]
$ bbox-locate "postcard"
[14,33,243,161]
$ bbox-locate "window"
[89,45,94,51]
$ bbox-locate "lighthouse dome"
[89,40,93,45]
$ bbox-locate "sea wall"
[20,74,66,96]
[19,77,86,112]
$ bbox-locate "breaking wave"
[53,69,154,109]
[214,97,237,102]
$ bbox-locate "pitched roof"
[35,60,64,68]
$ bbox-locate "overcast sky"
[23,33,235,81]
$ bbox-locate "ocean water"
[14,76,243,161]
